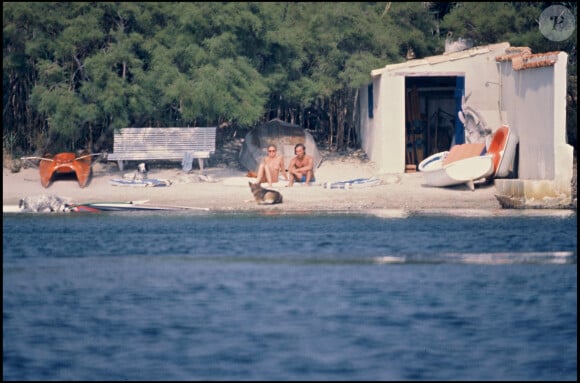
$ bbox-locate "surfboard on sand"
[4,199,209,213]
[69,201,209,212]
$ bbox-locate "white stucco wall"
[552,52,574,192]
[500,63,555,178]
[375,75,406,174]
[499,51,572,188]
[358,75,405,174]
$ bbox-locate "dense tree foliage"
[3,2,577,156]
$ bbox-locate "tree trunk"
[335,96,343,150]
[327,97,334,150]
[349,88,359,147]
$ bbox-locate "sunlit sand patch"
[363,209,410,218]
[3,204,21,213]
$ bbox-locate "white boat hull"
[494,127,518,178]
[419,152,494,190]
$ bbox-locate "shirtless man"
[287,143,315,187]
[254,144,288,188]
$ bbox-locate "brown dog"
[249,182,283,205]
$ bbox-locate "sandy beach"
[3,149,509,212]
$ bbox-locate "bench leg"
[117,160,125,171]
[198,158,204,173]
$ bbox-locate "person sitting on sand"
[254,144,288,188]
[287,143,315,187]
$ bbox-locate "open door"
[405,75,465,168]
[453,76,465,146]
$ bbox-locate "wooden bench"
[107,127,217,171]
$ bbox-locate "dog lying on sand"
[123,162,149,181]
[249,182,283,205]
[19,194,71,212]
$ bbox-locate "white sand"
[3,154,502,212]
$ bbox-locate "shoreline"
[3,155,575,213]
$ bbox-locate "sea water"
[3,210,577,381]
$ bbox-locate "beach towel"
[323,177,382,189]
[109,178,172,187]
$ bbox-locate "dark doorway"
[405,76,463,166]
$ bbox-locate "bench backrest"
[112,127,216,159]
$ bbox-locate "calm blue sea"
[3,209,577,381]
